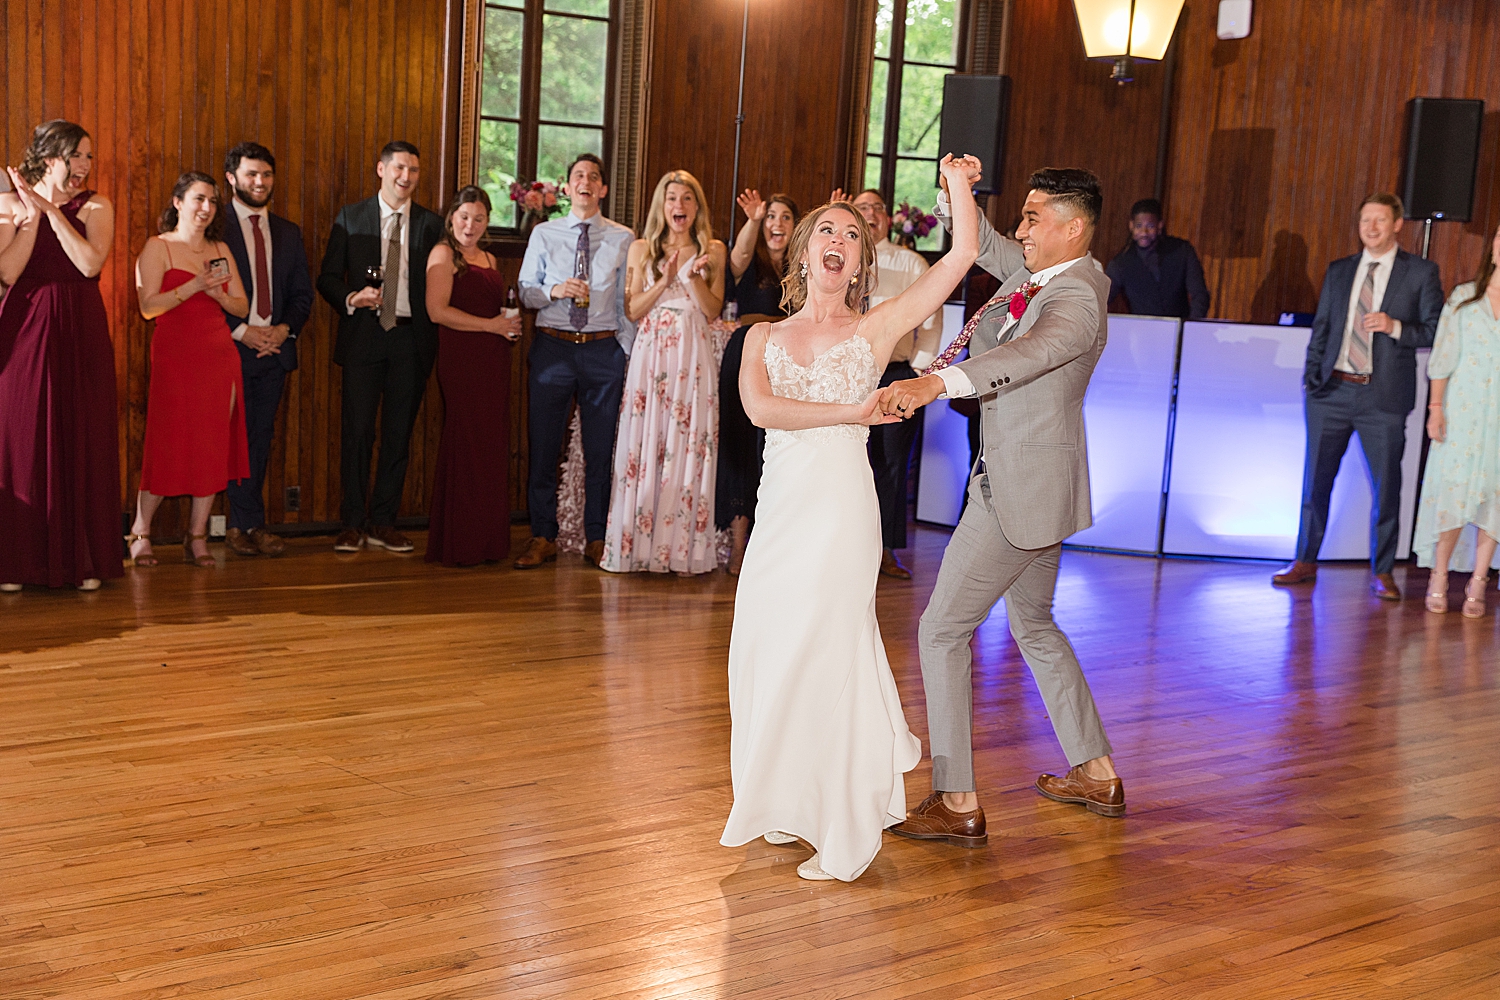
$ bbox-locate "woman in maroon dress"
[0,120,122,592]
[424,186,522,566]
[128,172,250,568]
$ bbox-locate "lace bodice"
[763,335,879,445]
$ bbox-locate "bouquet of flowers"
[890,201,938,248]
[510,179,562,223]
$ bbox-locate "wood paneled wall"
[999,0,1500,321]
[3,0,456,531]
[640,0,864,244]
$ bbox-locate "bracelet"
[1428,403,1443,410]
[173,287,184,303]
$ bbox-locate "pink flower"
[636,510,653,535]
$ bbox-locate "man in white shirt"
[841,189,941,578]
[1272,193,1443,600]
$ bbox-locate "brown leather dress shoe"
[889,791,988,848]
[225,527,260,557]
[583,540,605,567]
[1036,765,1126,817]
[249,527,286,556]
[880,549,912,580]
[333,528,365,552]
[1372,573,1401,601]
[1271,560,1318,585]
[513,536,558,569]
[366,525,414,553]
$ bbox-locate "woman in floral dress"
[600,170,726,574]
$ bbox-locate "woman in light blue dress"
[1414,223,1500,617]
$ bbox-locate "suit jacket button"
[1003,377,1010,384]
[991,380,999,388]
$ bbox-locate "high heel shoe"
[1462,574,1488,619]
[125,533,158,567]
[183,532,216,568]
[1425,571,1449,613]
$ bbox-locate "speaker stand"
[1421,218,1433,259]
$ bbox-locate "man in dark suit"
[1272,193,1444,599]
[220,141,314,557]
[317,141,443,554]
[1104,198,1210,318]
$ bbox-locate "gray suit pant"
[919,474,1112,792]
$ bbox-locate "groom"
[884,165,1123,848]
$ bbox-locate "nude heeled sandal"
[125,533,159,567]
[1425,570,1449,614]
[1461,575,1488,619]
[183,532,215,568]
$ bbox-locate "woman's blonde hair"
[642,170,713,281]
[780,202,878,314]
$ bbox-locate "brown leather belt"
[540,326,616,344]
[1333,370,1372,385]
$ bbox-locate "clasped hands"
[856,373,948,425]
[242,323,290,357]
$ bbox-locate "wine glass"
[364,265,384,289]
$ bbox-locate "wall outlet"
[1217,0,1252,39]
[210,515,227,538]
[284,485,301,513]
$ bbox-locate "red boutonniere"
[1008,281,1041,320]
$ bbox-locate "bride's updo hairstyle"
[780,202,878,315]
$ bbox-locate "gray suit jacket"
[945,214,1108,550]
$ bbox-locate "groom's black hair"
[1028,168,1103,227]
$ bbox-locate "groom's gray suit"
[921,210,1113,793]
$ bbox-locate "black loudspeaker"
[1400,98,1485,221]
[937,75,1011,195]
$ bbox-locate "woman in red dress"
[424,186,522,566]
[128,172,250,568]
[0,120,122,592]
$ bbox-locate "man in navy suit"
[1273,193,1444,599]
[317,141,444,554]
[220,142,314,557]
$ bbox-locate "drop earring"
[800,261,808,278]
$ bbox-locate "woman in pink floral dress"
[600,170,726,574]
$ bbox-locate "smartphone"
[207,258,230,282]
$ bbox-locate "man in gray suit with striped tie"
[882,166,1123,848]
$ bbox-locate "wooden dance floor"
[3,525,1499,999]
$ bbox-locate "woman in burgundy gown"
[0,120,122,592]
[425,186,522,566]
[129,172,250,568]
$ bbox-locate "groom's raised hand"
[884,373,946,419]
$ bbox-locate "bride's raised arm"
[858,154,980,353]
[740,322,897,430]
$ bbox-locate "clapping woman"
[718,190,798,574]
[129,172,250,568]
[1414,220,1500,617]
[425,186,523,566]
[0,120,122,592]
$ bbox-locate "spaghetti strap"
[161,237,175,269]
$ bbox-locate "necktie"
[1349,261,1378,374]
[249,214,271,321]
[570,224,591,331]
[380,212,402,331]
[922,289,1006,375]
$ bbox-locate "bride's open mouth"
[822,248,845,274]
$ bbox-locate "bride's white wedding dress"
[719,333,921,882]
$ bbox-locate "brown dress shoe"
[513,536,558,569]
[366,525,414,553]
[1036,765,1126,817]
[583,540,605,567]
[889,791,988,848]
[1372,573,1401,601]
[1271,560,1318,585]
[880,549,912,580]
[249,527,286,556]
[225,527,260,557]
[333,528,365,552]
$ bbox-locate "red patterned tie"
[249,213,271,321]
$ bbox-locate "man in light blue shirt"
[514,153,636,569]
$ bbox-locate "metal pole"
[1421,218,1433,259]
[728,0,749,249]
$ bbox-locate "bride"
[720,155,980,881]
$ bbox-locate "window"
[865,0,963,250]
[476,0,614,228]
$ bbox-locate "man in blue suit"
[1273,193,1444,599]
[220,142,314,557]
